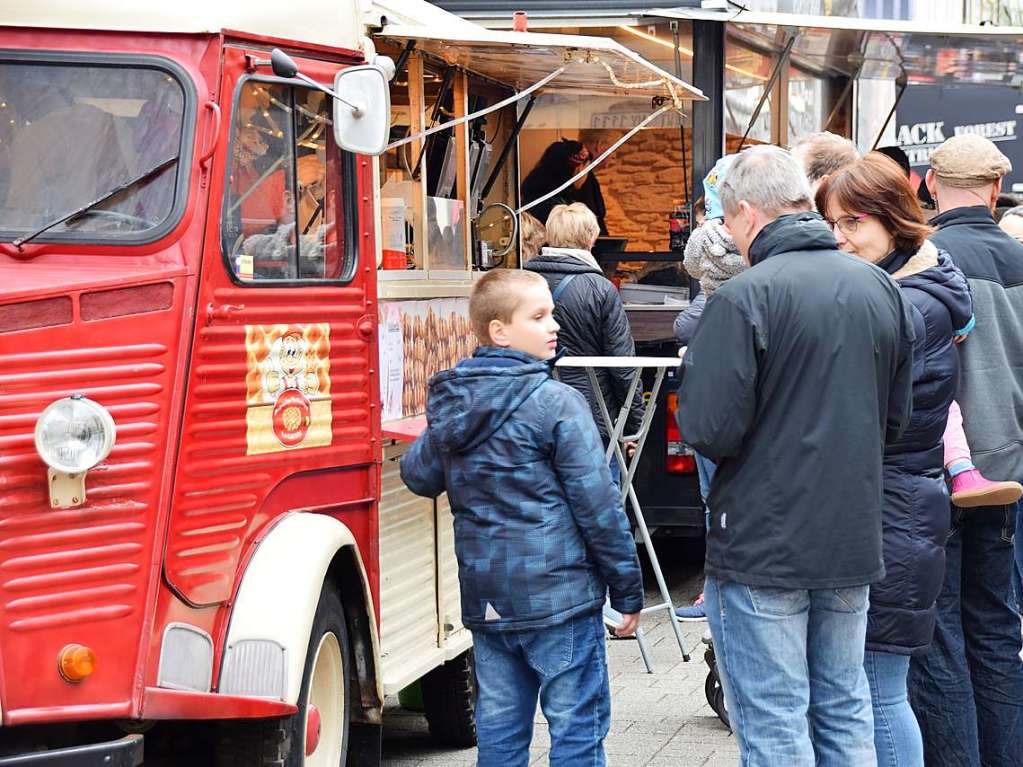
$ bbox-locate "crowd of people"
[401,130,1023,767]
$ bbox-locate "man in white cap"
[907,133,1023,767]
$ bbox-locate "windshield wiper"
[13,155,179,250]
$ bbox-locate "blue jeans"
[472,611,610,767]
[704,577,876,766]
[907,502,1023,767]
[864,650,923,767]
[695,452,716,502]
[1014,503,1023,612]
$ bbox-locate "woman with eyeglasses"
[816,152,974,767]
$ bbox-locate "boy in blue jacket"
[401,268,643,767]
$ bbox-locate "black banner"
[895,83,1023,193]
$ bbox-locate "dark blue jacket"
[868,243,973,655]
[400,347,643,633]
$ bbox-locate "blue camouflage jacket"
[400,346,643,633]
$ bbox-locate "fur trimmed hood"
[891,240,973,335]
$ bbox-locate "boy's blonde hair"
[469,268,549,345]
[519,212,547,261]
[546,203,599,250]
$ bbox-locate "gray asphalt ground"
[382,540,740,767]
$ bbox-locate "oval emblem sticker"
[272,388,312,447]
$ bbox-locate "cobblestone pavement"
[382,540,740,767]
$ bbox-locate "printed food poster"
[245,323,332,454]
[379,299,475,421]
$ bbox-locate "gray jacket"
[930,205,1023,480]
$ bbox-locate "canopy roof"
[375,23,704,99]
[646,8,1023,84]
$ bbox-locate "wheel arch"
[219,512,382,723]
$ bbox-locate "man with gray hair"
[678,145,915,766]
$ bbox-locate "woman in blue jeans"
[817,154,973,767]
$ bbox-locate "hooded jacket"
[399,347,643,633]
[868,242,973,655]
[678,212,916,590]
[526,249,645,439]
[929,206,1023,481]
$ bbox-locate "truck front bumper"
[0,734,142,766]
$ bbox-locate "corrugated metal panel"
[436,493,463,640]
[166,285,374,606]
[0,289,183,715]
[378,442,439,691]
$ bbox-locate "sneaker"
[951,469,1023,508]
[675,593,707,622]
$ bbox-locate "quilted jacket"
[400,347,644,633]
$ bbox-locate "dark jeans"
[907,501,1023,766]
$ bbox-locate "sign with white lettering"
[895,84,1022,191]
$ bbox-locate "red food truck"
[0,1,700,763]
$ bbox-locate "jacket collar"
[931,205,996,228]
[540,246,600,270]
[890,240,938,280]
[747,211,837,266]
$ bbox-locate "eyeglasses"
[826,213,868,235]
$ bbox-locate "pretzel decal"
[245,323,332,454]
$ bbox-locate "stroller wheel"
[704,666,730,730]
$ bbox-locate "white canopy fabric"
[375,23,705,100]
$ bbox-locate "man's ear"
[738,200,757,234]
[925,169,938,199]
[990,178,1003,211]
[488,319,509,348]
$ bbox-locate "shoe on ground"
[951,469,1023,508]
[675,593,707,622]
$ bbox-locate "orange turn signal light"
[58,644,96,683]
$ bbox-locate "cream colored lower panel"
[379,442,439,692]
[436,493,464,640]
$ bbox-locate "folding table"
[555,355,691,664]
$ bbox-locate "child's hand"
[624,441,638,458]
[954,333,968,345]
[614,612,641,637]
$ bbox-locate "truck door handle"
[199,101,222,169]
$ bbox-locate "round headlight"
[34,396,116,474]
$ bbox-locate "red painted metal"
[305,703,321,756]
[0,22,382,733]
[142,687,297,720]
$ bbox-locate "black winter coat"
[679,213,916,590]
[526,250,645,439]
[868,242,973,655]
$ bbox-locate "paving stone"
[382,543,740,766]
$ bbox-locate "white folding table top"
[556,355,683,369]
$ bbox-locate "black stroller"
[702,631,730,729]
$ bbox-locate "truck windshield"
[0,61,186,243]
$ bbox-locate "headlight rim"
[34,395,116,475]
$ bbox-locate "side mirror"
[270,48,299,79]
[333,65,391,156]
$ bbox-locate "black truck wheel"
[420,649,477,748]
[216,582,351,766]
